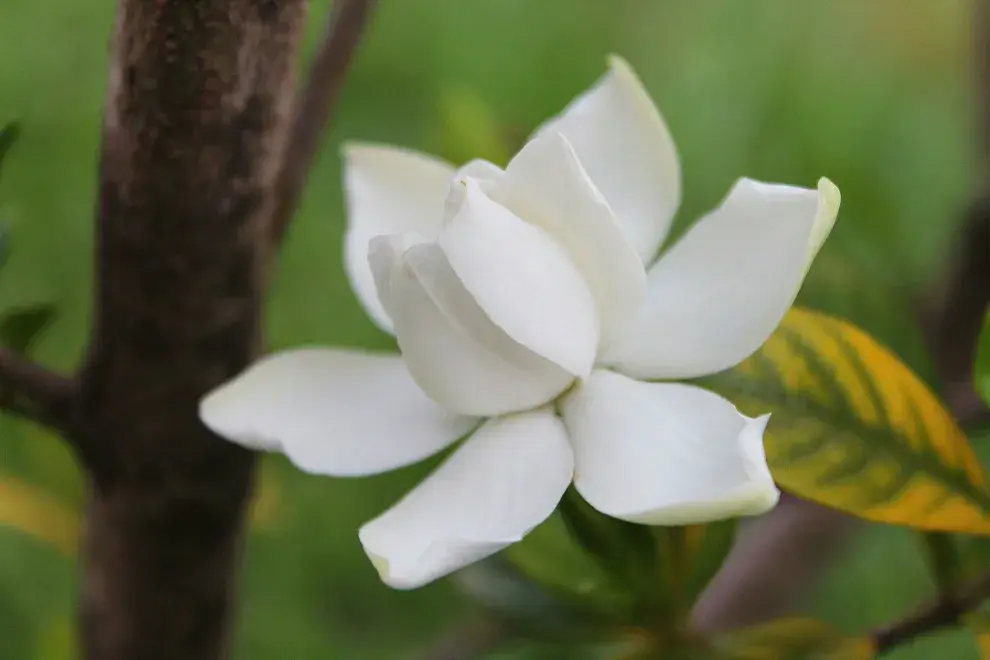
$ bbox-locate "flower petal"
[359,409,573,589]
[533,55,681,261]
[389,242,576,416]
[439,179,599,376]
[199,348,478,476]
[561,370,779,525]
[343,143,456,333]
[601,177,841,380]
[494,131,647,350]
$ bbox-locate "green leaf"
[0,306,56,354]
[0,121,20,180]
[920,532,962,590]
[703,307,990,534]
[715,618,875,660]
[976,309,990,407]
[504,511,630,617]
[454,558,609,643]
[672,521,738,610]
[970,614,990,659]
[556,488,660,605]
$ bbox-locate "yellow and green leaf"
[704,307,990,534]
[716,618,875,660]
[969,614,990,658]
[0,475,78,555]
[655,521,737,615]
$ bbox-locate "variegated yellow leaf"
[704,307,990,534]
[717,618,875,660]
[0,476,78,555]
[970,614,990,658]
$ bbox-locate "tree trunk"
[75,1,308,657]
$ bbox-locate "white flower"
[200,55,841,590]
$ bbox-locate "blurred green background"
[0,0,985,657]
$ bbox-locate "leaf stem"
[873,570,990,654]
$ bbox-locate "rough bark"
[75,1,308,657]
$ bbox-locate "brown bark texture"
[73,1,309,658]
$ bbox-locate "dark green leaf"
[453,557,608,643]
[0,306,56,354]
[0,122,20,179]
[556,488,661,610]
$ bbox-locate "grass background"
[0,0,985,657]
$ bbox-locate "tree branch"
[269,0,379,246]
[75,1,310,658]
[0,348,77,432]
[873,571,990,654]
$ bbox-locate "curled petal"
[389,242,576,416]
[359,409,574,589]
[495,131,647,349]
[343,143,455,333]
[561,370,779,525]
[439,180,599,376]
[533,55,682,262]
[199,349,478,476]
[602,177,841,380]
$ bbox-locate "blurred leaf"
[921,532,963,590]
[704,307,990,534]
[971,614,990,659]
[716,618,875,660]
[434,86,512,166]
[977,310,990,407]
[505,512,630,617]
[248,460,281,533]
[0,475,78,556]
[34,614,77,660]
[556,488,661,608]
[667,521,737,612]
[0,121,20,180]
[0,305,56,354]
[454,557,609,643]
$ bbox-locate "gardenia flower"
[200,55,840,590]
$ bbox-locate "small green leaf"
[0,306,56,354]
[976,309,990,407]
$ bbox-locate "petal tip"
[809,177,841,258]
[816,177,841,215]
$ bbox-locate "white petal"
[359,409,574,589]
[343,143,456,333]
[199,349,478,476]
[561,370,779,525]
[533,55,681,262]
[494,131,647,350]
[389,243,576,416]
[368,232,425,316]
[602,177,841,380]
[439,179,599,376]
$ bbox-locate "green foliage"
[0,305,55,354]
